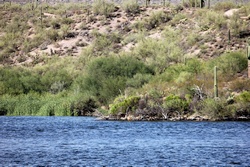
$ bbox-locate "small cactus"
[228,29,231,44]
[248,46,250,60]
[214,66,218,98]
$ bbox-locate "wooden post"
[214,66,218,98]
[228,29,231,44]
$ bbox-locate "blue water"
[0,117,250,166]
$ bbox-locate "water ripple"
[0,117,249,166]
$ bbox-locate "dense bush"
[121,0,140,14]
[145,11,172,30]
[109,95,140,115]
[213,1,237,11]
[77,56,154,104]
[208,52,247,77]
[91,32,122,56]
[198,10,227,30]
[92,0,116,17]
[195,98,225,120]
[163,94,189,114]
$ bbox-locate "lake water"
[0,117,250,166]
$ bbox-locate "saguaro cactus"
[214,66,218,98]
[228,29,231,44]
[40,6,43,28]
[200,0,205,8]
[248,46,250,78]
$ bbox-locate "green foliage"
[109,95,140,115]
[236,91,250,103]
[126,73,152,88]
[133,28,183,74]
[0,94,17,115]
[229,79,250,92]
[0,65,73,96]
[77,56,153,104]
[46,29,60,41]
[229,12,248,36]
[233,91,250,117]
[91,32,121,56]
[198,10,227,30]
[122,32,146,45]
[92,0,116,17]
[121,0,140,14]
[37,95,72,116]
[170,13,187,26]
[196,98,225,120]
[163,94,189,113]
[185,58,203,75]
[145,11,172,30]
[213,1,237,11]
[208,52,247,77]
[0,67,24,95]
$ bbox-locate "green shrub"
[109,95,140,115]
[0,67,24,95]
[213,1,236,11]
[170,13,186,26]
[198,10,227,30]
[71,95,97,116]
[12,93,42,116]
[77,56,153,104]
[46,29,60,41]
[132,20,146,32]
[163,94,189,113]
[134,33,183,74]
[196,98,225,120]
[91,32,121,56]
[185,58,203,75]
[229,79,250,92]
[233,91,250,118]
[0,94,17,115]
[121,0,140,14]
[145,11,172,30]
[126,73,152,88]
[92,0,116,17]
[122,32,145,45]
[229,12,248,36]
[61,17,74,25]
[236,91,250,103]
[208,52,247,77]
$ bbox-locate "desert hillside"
[0,1,250,120]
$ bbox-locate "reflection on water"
[0,116,249,166]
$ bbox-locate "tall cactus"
[214,66,218,98]
[200,0,204,8]
[248,46,250,78]
[40,6,43,28]
[228,29,231,44]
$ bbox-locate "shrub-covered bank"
[0,1,250,121]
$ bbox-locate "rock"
[224,9,239,17]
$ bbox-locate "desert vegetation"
[0,0,249,120]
